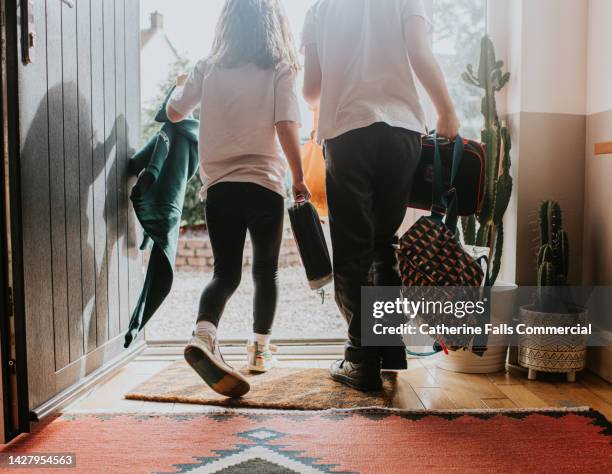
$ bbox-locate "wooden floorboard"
[577,372,612,404]
[389,375,426,409]
[486,369,526,386]
[482,398,518,409]
[413,387,457,409]
[400,359,439,388]
[496,384,550,408]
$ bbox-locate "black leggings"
[198,182,284,335]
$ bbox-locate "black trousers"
[324,123,421,367]
[198,182,284,335]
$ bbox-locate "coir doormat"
[125,361,397,409]
[1,409,610,473]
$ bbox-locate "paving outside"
[146,266,346,341]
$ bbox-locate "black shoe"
[329,359,382,392]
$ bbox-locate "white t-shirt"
[301,0,430,142]
[168,61,301,198]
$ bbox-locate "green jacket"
[124,89,199,348]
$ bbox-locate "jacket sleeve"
[128,134,157,176]
[167,60,207,118]
[145,125,174,181]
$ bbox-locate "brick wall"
[174,228,302,271]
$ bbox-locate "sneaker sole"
[330,371,382,392]
[247,363,273,373]
[184,345,250,398]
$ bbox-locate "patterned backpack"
[397,134,486,352]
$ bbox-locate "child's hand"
[292,181,312,202]
[176,74,188,87]
[436,113,460,139]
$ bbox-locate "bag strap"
[476,255,491,287]
[430,133,464,233]
[406,341,448,357]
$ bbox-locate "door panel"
[76,0,97,355]
[17,0,56,409]
[46,0,70,371]
[125,0,142,317]
[90,0,109,348]
[61,0,85,364]
[17,0,142,411]
[103,0,120,342]
[115,0,130,335]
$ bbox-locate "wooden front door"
[14,0,143,415]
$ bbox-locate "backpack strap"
[430,133,464,233]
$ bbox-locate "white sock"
[195,321,217,337]
[254,333,271,346]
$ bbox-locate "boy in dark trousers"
[302,0,460,391]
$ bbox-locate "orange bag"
[302,110,328,216]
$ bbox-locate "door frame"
[0,0,30,443]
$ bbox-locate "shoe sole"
[247,362,274,373]
[184,345,250,398]
[330,371,382,392]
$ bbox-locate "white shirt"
[168,61,301,198]
[301,0,430,142]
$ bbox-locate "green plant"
[461,35,512,286]
[536,200,570,312]
[142,57,205,229]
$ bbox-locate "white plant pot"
[436,282,518,374]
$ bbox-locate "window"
[433,0,487,140]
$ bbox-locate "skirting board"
[31,339,146,422]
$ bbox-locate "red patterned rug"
[1,409,610,473]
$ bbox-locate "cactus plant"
[535,200,571,312]
[460,35,512,286]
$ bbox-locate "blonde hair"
[208,0,299,71]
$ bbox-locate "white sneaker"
[247,341,278,373]
[185,332,250,398]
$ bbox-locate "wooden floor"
[65,353,612,421]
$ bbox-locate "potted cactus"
[437,35,518,374]
[460,35,512,285]
[518,201,588,382]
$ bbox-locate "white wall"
[519,0,588,115]
[491,0,588,116]
[487,0,522,117]
[487,0,590,285]
[586,0,612,115]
